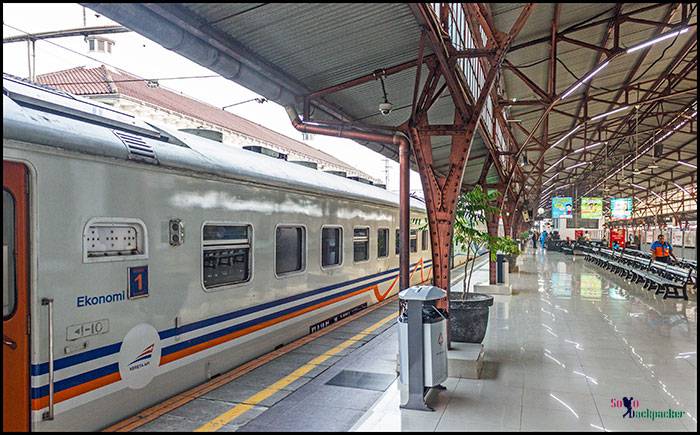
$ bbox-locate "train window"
[321,226,342,268]
[276,225,306,276]
[410,229,418,253]
[353,227,370,262]
[422,230,429,251]
[83,218,148,263]
[3,190,16,318]
[203,224,252,289]
[395,229,400,255]
[377,228,389,258]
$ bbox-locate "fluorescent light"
[678,160,697,169]
[673,182,691,196]
[591,106,631,121]
[543,174,558,184]
[564,161,589,171]
[572,142,604,153]
[627,27,689,54]
[649,190,664,201]
[631,183,645,189]
[551,125,581,148]
[582,103,697,196]
[544,155,568,173]
[561,61,609,100]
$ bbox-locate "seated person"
[650,234,677,264]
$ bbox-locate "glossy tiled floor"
[352,248,697,432]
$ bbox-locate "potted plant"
[448,186,498,344]
[497,236,521,273]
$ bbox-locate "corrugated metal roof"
[88,3,696,208]
[494,2,696,205]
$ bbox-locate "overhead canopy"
[493,3,696,215]
[86,3,503,191]
[87,3,697,215]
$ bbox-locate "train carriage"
[2,75,468,431]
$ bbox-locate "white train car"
[2,75,465,431]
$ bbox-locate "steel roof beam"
[508,3,675,53]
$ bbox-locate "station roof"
[86,3,500,191]
[87,3,697,215]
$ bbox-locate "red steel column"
[399,136,411,290]
[486,212,499,285]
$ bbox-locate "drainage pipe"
[286,107,411,291]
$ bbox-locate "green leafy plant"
[452,186,500,299]
[495,236,521,257]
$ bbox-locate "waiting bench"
[584,247,693,300]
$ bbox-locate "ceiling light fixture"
[544,155,568,173]
[582,103,696,196]
[564,161,590,171]
[591,106,631,121]
[561,61,609,100]
[572,142,604,153]
[678,160,697,169]
[626,27,689,54]
[543,174,558,185]
[551,125,581,148]
[673,182,691,196]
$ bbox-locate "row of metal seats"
[583,246,695,300]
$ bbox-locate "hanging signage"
[580,197,603,219]
[610,198,633,219]
[552,197,573,219]
[609,228,626,248]
[672,230,683,246]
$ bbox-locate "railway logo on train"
[118,324,162,389]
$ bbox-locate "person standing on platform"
[532,232,538,249]
[539,230,548,249]
[650,234,677,264]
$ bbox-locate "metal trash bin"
[398,285,448,410]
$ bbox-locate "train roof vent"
[347,176,374,185]
[374,183,387,189]
[289,160,318,169]
[114,130,159,164]
[179,128,223,143]
[243,145,288,160]
[324,170,347,178]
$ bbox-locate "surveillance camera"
[379,102,393,116]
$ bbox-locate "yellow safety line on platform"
[194,311,398,432]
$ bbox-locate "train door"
[3,161,30,431]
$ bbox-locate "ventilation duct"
[324,170,347,178]
[289,160,318,169]
[179,128,223,143]
[243,145,288,160]
[347,176,373,185]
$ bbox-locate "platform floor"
[129,249,697,432]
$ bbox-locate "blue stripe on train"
[31,261,430,377]
[30,263,433,399]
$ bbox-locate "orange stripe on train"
[29,272,408,411]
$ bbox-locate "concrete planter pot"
[506,254,518,272]
[448,293,494,344]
